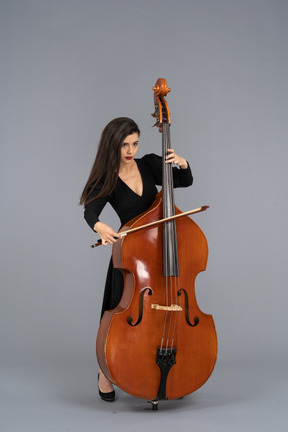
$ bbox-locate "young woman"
[80,117,193,402]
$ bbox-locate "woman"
[80,117,193,402]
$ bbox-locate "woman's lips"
[125,157,133,160]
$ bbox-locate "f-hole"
[178,288,199,327]
[127,287,152,327]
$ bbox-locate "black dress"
[84,153,193,317]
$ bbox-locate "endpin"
[147,399,159,410]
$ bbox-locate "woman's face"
[120,133,139,166]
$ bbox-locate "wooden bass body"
[96,192,217,400]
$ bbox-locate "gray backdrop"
[1,0,287,431]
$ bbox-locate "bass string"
[167,128,181,351]
[160,122,170,352]
[160,228,169,353]
[171,235,182,351]
[167,218,182,352]
[160,122,182,354]
[167,124,182,353]
[167,143,179,352]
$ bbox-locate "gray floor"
[1,357,287,432]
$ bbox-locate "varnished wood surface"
[96,195,217,400]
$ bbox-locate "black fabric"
[83,153,193,317]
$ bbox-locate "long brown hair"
[79,117,140,206]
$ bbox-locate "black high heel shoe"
[98,374,115,402]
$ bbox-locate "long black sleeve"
[84,181,108,231]
[142,153,193,187]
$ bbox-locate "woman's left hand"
[165,149,188,169]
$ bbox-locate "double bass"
[96,78,217,408]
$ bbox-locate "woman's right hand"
[93,222,120,246]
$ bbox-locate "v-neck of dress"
[118,159,144,198]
